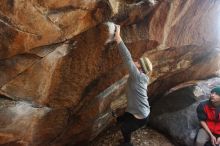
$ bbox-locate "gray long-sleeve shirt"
[118,41,150,119]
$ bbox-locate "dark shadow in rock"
[151,86,198,117]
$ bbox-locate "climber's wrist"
[116,36,122,44]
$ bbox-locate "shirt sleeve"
[118,41,140,80]
[197,103,207,121]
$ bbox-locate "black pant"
[117,112,148,143]
[205,141,220,146]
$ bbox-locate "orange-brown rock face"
[0,0,112,59]
[0,0,220,145]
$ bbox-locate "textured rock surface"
[148,46,220,103]
[0,0,113,59]
[149,77,220,146]
[0,0,220,145]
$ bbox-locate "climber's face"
[134,61,143,73]
[210,92,220,106]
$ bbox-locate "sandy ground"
[89,124,175,146]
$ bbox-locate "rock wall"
[0,0,220,145]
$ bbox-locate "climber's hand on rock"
[114,25,122,44]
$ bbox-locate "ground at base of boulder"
[90,125,174,146]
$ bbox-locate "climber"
[196,86,220,146]
[113,24,152,146]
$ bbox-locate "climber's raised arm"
[114,25,140,80]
